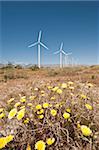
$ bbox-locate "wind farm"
[0,1,99,150]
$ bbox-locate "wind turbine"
[54,42,66,68]
[28,30,48,68]
[64,52,72,67]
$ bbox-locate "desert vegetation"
[0,65,99,150]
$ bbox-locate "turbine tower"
[28,30,48,68]
[54,42,66,68]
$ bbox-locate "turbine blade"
[60,42,63,51]
[54,50,60,54]
[65,52,72,56]
[38,30,42,42]
[62,50,66,55]
[40,42,48,49]
[28,42,38,48]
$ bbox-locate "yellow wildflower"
[20,96,26,103]
[24,118,29,124]
[52,86,59,92]
[68,81,74,85]
[7,98,14,104]
[61,83,67,89]
[46,138,55,145]
[37,109,44,115]
[29,95,36,100]
[20,106,25,109]
[8,108,17,119]
[55,103,60,108]
[69,86,74,90]
[0,108,3,113]
[85,104,92,110]
[50,96,56,100]
[0,135,14,149]
[87,83,93,88]
[50,109,57,116]
[27,103,33,107]
[56,89,62,94]
[5,135,14,143]
[47,86,52,89]
[66,108,71,113]
[63,112,70,119]
[17,108,25,120]
[34,87,38,91]
[26,143,31,150]
[0,137,7,149]
[36,104,42,110]
[43,103,49,108]
[38,114,44,119]
[0,113,5,119]
[14,102,21,107]
[81,125,92,136]
[41,90,45,94]
[81,94,87,99]
[77,121,81,129]
[35,140,46,150]
[41,93,45,97]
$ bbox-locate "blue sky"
[0,1,99,65]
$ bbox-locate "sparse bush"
[29,65,39,71]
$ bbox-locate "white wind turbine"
[64,52,72,67]
[28,30,48,68]
[54,42,66,68]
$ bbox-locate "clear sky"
[0,0,99,65]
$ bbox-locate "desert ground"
[0,65,99,150]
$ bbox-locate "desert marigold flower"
[0,112,5,119]
[66,108,71,113]
[0,137,7,149]
[41,93,45,97]
[61,83,67,89]
[24,118,29,124]
[37,109,44,115]
[20,106,25,109]
[41,90,45,94]
[0,108,3,113]
[26,143,31,150]
[47,86,52,89]
[43,103,49,108]
[81,94,87,99]
[35,140,46,150]
[81,125,92,136]
[55,103,60,108]
[36,104,42,110]
[68,81,74,85]
[85,104,92,110]
[34,87,38,91]
[56,89,62,94]
[29,95,36,100]
[7,98,14,104]
[27,103,32,107]
[63,112,70,119]
[50,109,57,116]
[46,138,55,145]
[69,86,74,90]
[38,114,44,119]
[0,135,14,149]
[17,108,25,120]
[50,96,56,100]
[5,135,14,143]
[14,102,21,107]
[8,108,17,119]
[52,86,59,92]
[20,96,26,103]
[87,83,93,88]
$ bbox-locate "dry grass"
[0,66,99,150]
